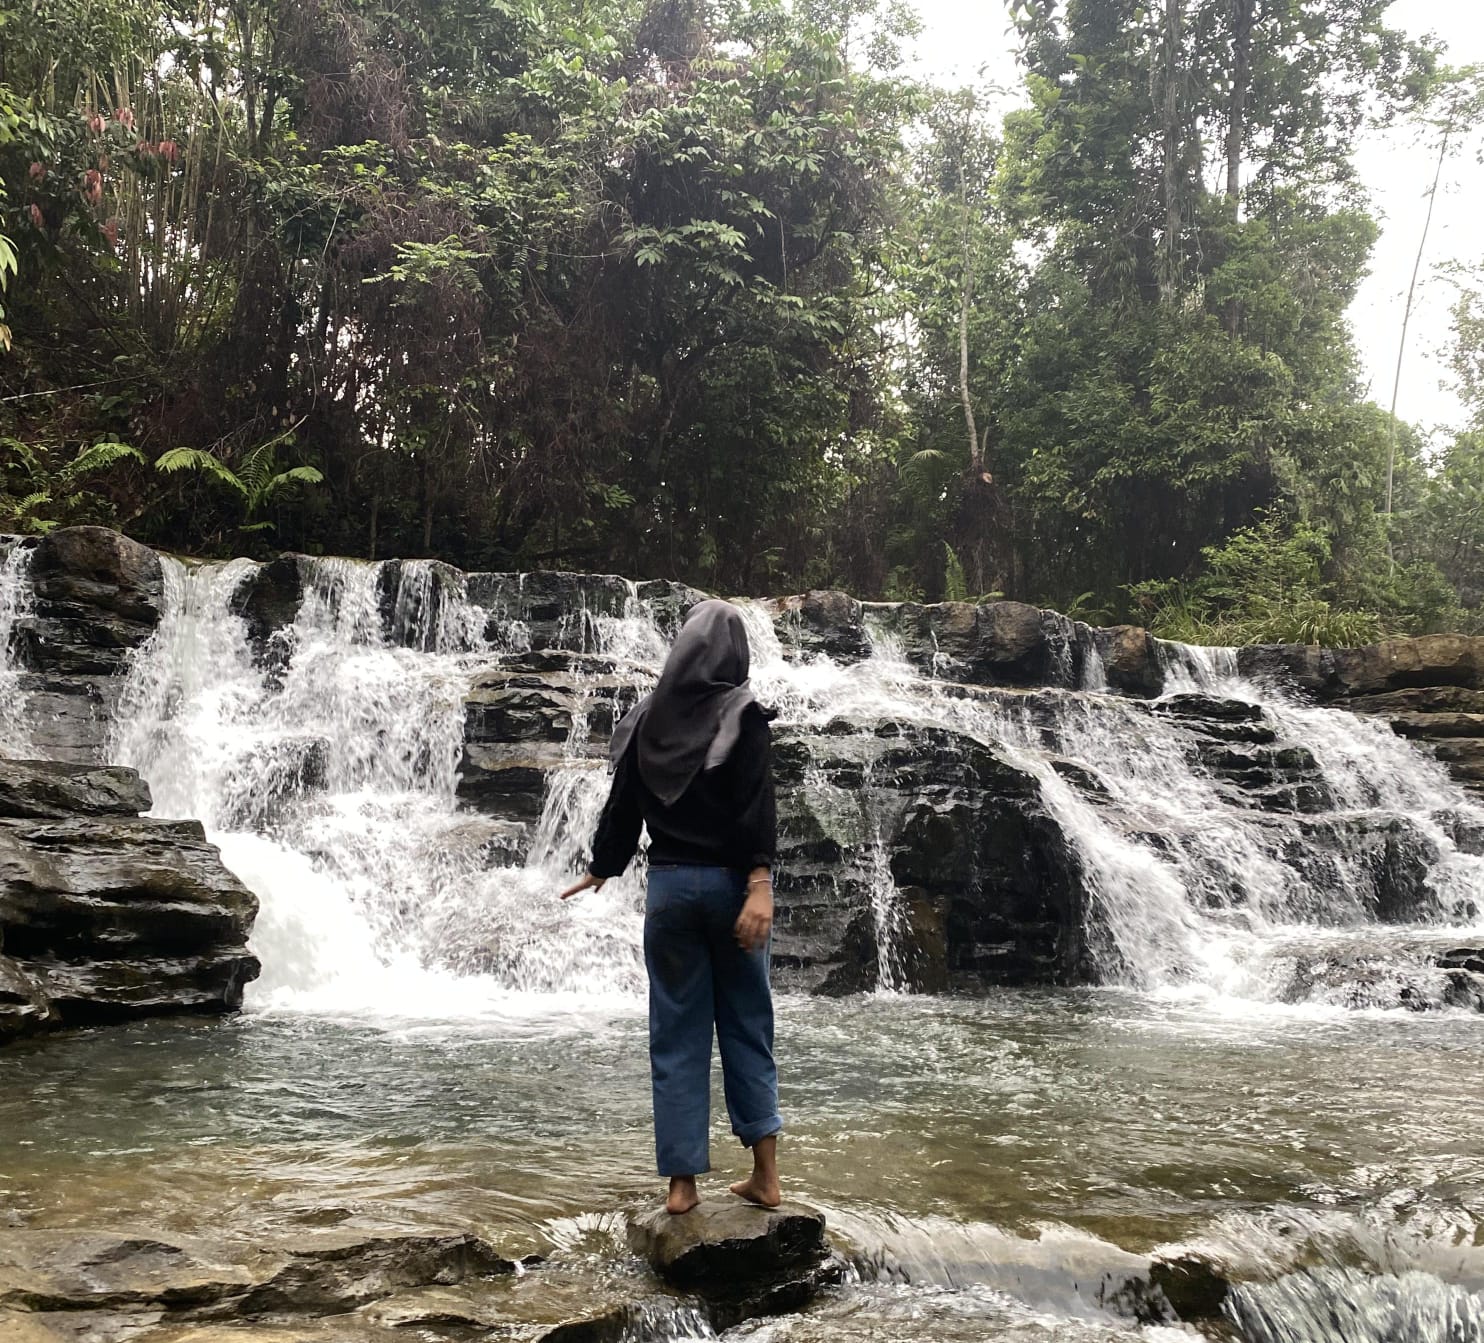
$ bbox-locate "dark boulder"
[1348,686,1484,717]
[457,655,642,825]
[1236,644,1339,696]
[214,736,329,831]
[465,571,635,653]
[228,553,304,671]
[1329,635,1484,697]
[1284,816,1445,923]
[772,717,1088,994]
[0,759,260,1044]
[627,1201,828,1291]
[0,758,152,820]
[772,590,870,661]
[18,527,163,677]
[1243,636,1484,700]
[237,1233,516,1316]
[1098,626,1164,698]
[970,601,1054,685]
[6,529,166,763]
[1197,741,1335,814]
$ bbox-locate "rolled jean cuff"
[734,1115,783,1147]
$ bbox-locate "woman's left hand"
[735,885,773,951]
[560,871,606,900]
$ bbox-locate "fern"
[255,465,323,508]
[1,436,41,473]
[156,447,250,497]
[155,443,322,522]
[236,444,275,499]
[65,440,145,479]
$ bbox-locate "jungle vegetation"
[1,0,1480,643]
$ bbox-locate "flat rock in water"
[627,1201,827,1290]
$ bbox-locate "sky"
[904,0,1483,437]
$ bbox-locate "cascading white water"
[742,610,1484,1008]
[110,557,654,1017]
[0,542,34,758]
[100,555,1484,1018]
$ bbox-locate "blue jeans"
[644,864,782,1176]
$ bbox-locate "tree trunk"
[958,157,981,474]
[1387,124,1453,522]
[1225,0,1254,202]
[241,4,257,157]
[1159,0,1183,305]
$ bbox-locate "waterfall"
[742,617,1484,1007]
[0,541,34,758]
[91,554,1484,1018]
[109,557,656,1016]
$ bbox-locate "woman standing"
[560,600,782,1215]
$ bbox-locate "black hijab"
[609,599,761,806]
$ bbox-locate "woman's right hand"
[560,871,606,900]
[735,875,774,951]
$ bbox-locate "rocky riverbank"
[0,1192,846,1343]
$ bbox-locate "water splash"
[1229,1267,1484,1343]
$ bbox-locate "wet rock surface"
[856,598,1112,690]
[5,528,165,762]
[5,526,1484,1012]
[627,1200,831,1295]
[457,652,640,823]
[772,715,1090,993]
[1243,638,1484,800]
[0,1216,840,1343]
[0,1229,523,1342]
[0,759,153,821]
[228,554,304,674]
[0,759,259,1044]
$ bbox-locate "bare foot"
[666,1176,700,1215]
[729,1174,781,1208]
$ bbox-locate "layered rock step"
[1240,637,1484,799]
[4,528,165,763]
[4,525,1484,1020]
[0,759,260,1045]
[771,713,1089,993]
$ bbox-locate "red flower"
[28,203,44,229]
[156,139,180,164]
[114,107,136,131]
[86,113,107,135]
[82,169,103,207]
[27,160,45,182]
[101,218,120,247]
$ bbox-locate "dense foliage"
[0,0,1478,640]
